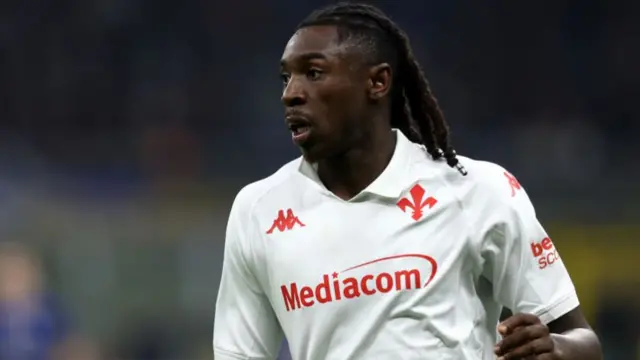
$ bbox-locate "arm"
[478,167,602,359]
[213,188,283,360]
[547,307,602,360]
[495,308,602,360]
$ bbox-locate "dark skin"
[496,309,601,359]
[280,25,602,360]
[280,25,395,200]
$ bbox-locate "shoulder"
[457,156,519,198]
[231,157,304,216]
[226,158,303,261]
[441,155,534,216]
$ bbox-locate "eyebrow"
[280,52,328,67]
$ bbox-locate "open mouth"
[289,123,311,144]
[290,123,310,136]
[286,115,313,144]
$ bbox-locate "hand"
[494,313,559,360]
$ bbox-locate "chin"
[301,149,321,164]
[301,140,351,163]
[299,144,328,164]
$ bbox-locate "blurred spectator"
[0,242,71,360]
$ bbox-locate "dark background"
[1,1,638,359]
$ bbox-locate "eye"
[306,68,323,81]
[280,73,290,86]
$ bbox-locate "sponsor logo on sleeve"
[530,237,560,270]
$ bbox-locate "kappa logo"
[397,184,438,221]
[504,171,521,197]
[266,209,305,234]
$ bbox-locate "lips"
[285,113,313,145]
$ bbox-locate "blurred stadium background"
[1,0,638,359]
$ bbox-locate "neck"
[317,128,396,200]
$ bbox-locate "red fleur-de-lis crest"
[397,184,438,221]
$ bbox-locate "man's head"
[280,2,466,174]
[0,242,42,302]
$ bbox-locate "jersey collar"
[298,129,418,199]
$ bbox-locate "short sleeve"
[213,187,284,360]
[478,166,580,325]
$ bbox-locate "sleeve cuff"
[534,292,581,325]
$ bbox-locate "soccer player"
[213,3,602,359]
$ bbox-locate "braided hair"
[298,2,467,175]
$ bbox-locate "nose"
[281,76,307,107]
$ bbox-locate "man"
[214,3,602,359]
[0,242,71,360]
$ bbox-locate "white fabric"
[213,130,579,360]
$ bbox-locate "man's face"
[0,251,39,301]
[280,25,370,162]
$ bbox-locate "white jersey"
[213,130,579,360]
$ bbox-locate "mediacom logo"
[530,237,559,269]
[280,254,438,312]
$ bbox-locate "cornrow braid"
[298,2,467,175]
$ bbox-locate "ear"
[367,63,392,101]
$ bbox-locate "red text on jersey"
[280,254,437,311]
[530,237,559,269]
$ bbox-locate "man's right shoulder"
[232,157,305,213]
